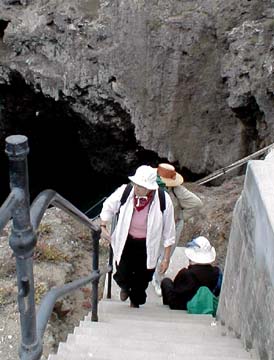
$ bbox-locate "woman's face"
[133,183,150,197]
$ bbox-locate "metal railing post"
[106,216,116,299]
[107,246,113,299]
[5,135,42,360]
[91,229,101,322]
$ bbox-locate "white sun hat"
[128,165,159,190]
[185,236,216,264]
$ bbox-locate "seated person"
[161,236,221,310]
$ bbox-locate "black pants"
[161,277,186,310]
[113,234,155,306]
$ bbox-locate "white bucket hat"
[185,236,216,264]
[128,165,159,190]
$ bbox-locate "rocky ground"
[0,174,244,360]
[181,175,245,271]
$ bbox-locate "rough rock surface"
[0,0,273,178]
[0,208,109,360]
[0,175,244,359]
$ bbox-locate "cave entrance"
[232,95,265,153]
[0,72,162,214]
[0,20,9,39]
[0,73,102,213]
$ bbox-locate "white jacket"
[100,184,175,269]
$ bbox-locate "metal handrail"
[37,265,112,339]
[195,142,274,185]
[37,274,99,340]
[84,197,107,219]
[30,189,98,231]
[0,188,24,231]
[0,135,113,360]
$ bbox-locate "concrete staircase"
[48,248,257,360]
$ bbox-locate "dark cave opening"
[0,71,168,214]
[232,96,264,151]
[0,73,99,212]
[0,20,9,39]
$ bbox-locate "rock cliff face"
[0,0,273,181]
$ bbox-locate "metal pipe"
[106,216,117,299]
[195,142,274,185]
[84,196,107,219]
[52,193,98,231]
[31,190,99,232]
[91,229,101,321]
[0,188,23,232]
[30,189,99,231]
[107,246,113,299]
[5,135,42,360]
[37,272,101,339]
[30,189,56,230]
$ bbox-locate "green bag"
[186,286,219,317]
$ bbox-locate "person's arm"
[100,184,127,242]
[160,192,176,273]
[159,245,172,274]
[173,185,203,220]
[100,222,111,242]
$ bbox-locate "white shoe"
[152,277,162,297]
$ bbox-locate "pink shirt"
[128,205,150,239]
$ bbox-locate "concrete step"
[69,330,247,349]
[49,332,253,360]
[48,354,252,360]
[48,355,102,360]
[72,327,246,351]
[92,299,216,324]
[78,317,224,340]
[48,351,252,360]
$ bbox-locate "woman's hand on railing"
[100,225,111,242]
